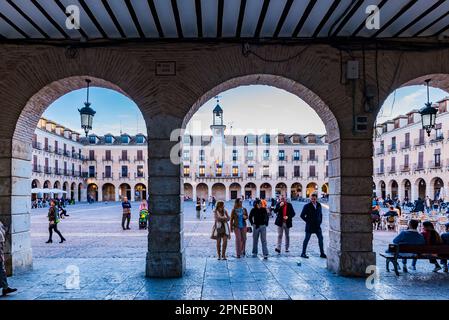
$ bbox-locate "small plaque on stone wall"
[155,61,176,76]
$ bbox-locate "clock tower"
[210,96,226,139]
[210,97,226,174]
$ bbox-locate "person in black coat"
[273,197,295,254]
[413,197,425,213]
[300,193,326,259]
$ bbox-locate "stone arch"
[415,178,427,200]
[119,183,132,201]
[134,183,147,202]
[244,183,257,199]
[102,183,116,202]
[183,183,193,200]
[401,179,412,201]
[87,183,98,202]
[31,179,40,189]
[379,180,386,199]
[196,183,208,201]
[306,182,318,198]
[211,183,226,201]
[259,183,272,200]
[430,177,444,200]
[62,182,69,199]
[291,182,303,200]
[229,182,242,200]
[275,183,287,198]
[70,182,76,201]
[321,183,329,194]
[388,180,399,199]
[78,183,83,202]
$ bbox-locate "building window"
[434,149,441,167]
[263,165,270,177]
[262,134,270,145]
[247,150,254,161]
[105,150,112,161]
[137,165,144,177]
[245,135,256,145]
[199,150,205,161]
[278,150,285,161]
[278,166,285,177]
[216,165,222,177]
[309,166,316,178]
[263,150,270,161]
[105,135,113,144]
[232,150,238,161]
[292,135,300,144]
[121,166,128,178]
[105,166,112,178]
[232,166,239,177]
[247,166,254,177]
[278,135,285,144]
[89,150,95,161]
[199,165,205,177]
[294,166,300,177]
[325,165,328,177]
[121,150,128,161]
[293,150,300,161]
[137,150,143,161]
[136,135,144,144]
[308,150,316,161]
[121,135,129,144]
[88,166,95,178]
[89,136,96,144]
[183,165,190,177]
[183,150,190,160]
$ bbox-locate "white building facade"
[182,102,329,201]
[373,98,449,202]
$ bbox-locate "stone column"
[80,186,87,202]
[146,115,185,278]
[374,180,382,198]
[191,185,197,201]
[115,186,120,202]
[410,182,417,202]
[327,138,375,277]
[225,186,230,201]
[97,186,103,202]
[286,185,291,200]
[0,139,33,275]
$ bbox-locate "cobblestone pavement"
[3,201,449,300]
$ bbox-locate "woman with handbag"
[211,201,230,260]
[230,198,249,258]
[46,200,66,244]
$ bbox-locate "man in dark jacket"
[413,197,425,213]
[121,197,132,230]
[300,193,326,258]
[274,197,295,254]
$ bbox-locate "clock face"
[215,129,221,135]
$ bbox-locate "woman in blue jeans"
[230,198,248,258]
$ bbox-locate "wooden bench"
[380,244,449,276]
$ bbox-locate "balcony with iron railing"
[307,156,318,162]
[32,142,42,150]
[292,173,303,179]
[86,172,97,178]
[387,144,397,152]
[414,138,426,147]
[195,173,244,181]
[308,173,319,179]
[102,157,114,162]
[428,160,442,169]
[278,156,288,162]
[54,168,63,175]
[119,173,130,179]
[43,166,53,174]
[102,172,114,179]
[292,155,302,162]
[376,167,385,175]
[85,156,97,162]
[135,173,145,179]
[63,169,70,176]
[387,166,397,174]
[375,148,385,156]
[134,156,145,163]
[413,163,425,172]
[430,132,444,143]
[55,148,63,156]
[119,157,130,163]
[43,145,53,153]
[400,164,410,172]
[400,141,411,150]
[32,165,43,173]
[63,150,71,157]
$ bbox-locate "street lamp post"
[419,79,437,137]
[78,79,96,137]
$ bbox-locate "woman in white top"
[211,201,231,260]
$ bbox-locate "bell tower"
[210,96,226,139]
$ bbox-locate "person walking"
[121,197,132,230]
[46,200,66,244]
[212,197,217,210]
[249,199,269,259]
[230,198,248,258]
[201,198,207,219]
[300,193,326,259]
[274,196,295,254]
[195,198,201,219]
[0,221,17,296]
[211,201,231,260]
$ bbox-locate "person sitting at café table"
[419,221,444,272]
[440,222,449,273]
[392,219,425,273]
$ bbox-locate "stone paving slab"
[3,201,449,300]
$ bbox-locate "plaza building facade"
[31,117,148,203]
[373,97,449,202]
[182,103,329,202]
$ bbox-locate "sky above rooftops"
[43,84,448,136]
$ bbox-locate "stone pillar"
[115,186,120,202]
[191,185,197,201]
[225,186,230,201]
[0,139,33,275]
[286,185,291,200]
[375,181,381,198]
[97,186,103,202]
[410,182,417,202]
[146,115,185,278]
[327,138,375,277]
[81,186,87,202]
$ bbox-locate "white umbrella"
[31,188,43,193]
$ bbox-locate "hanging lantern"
[419,79,437,137]
[78,79,96,137]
